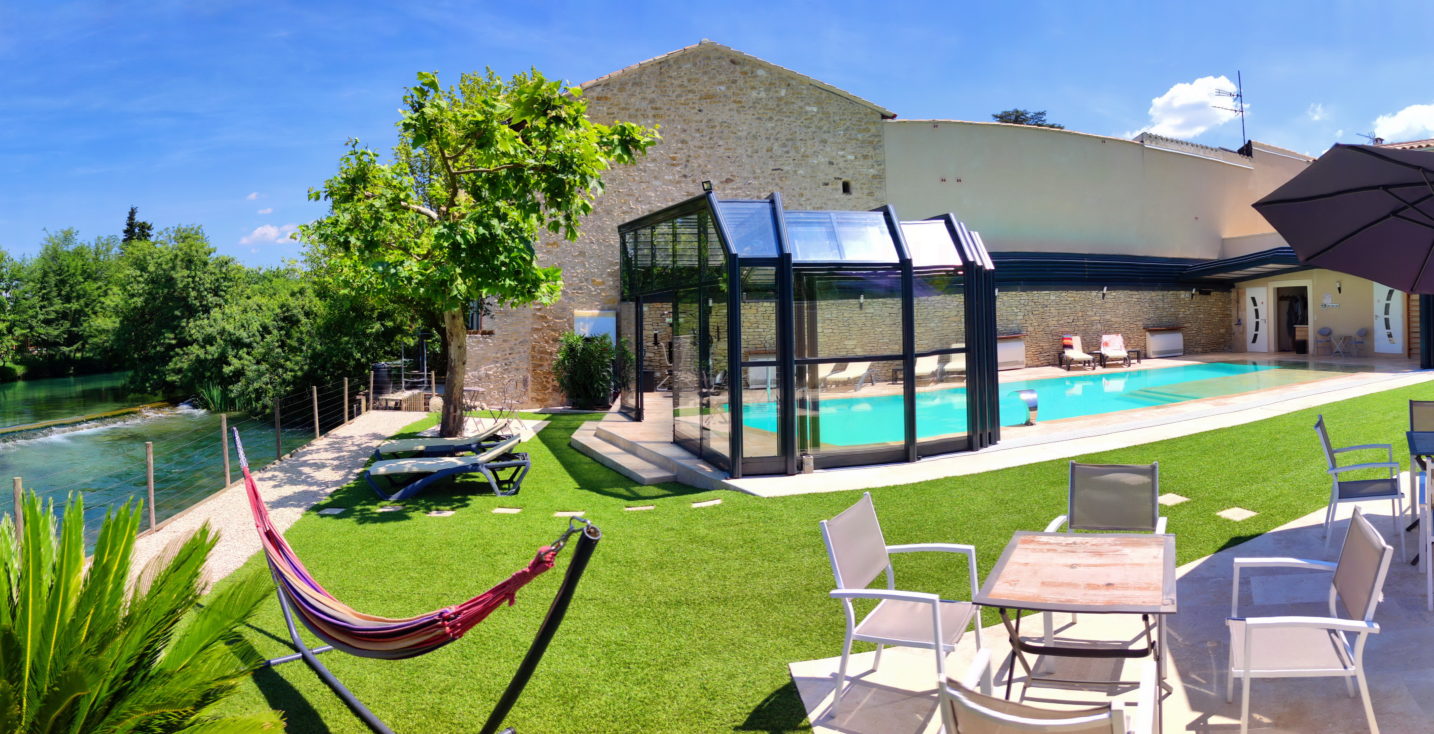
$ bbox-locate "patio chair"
[1099,334,1131,368]
[822,361,872,392]
[1042,462,1166,646]
[1313,415,1406,560]
[1352,327,1369,357]
[1406,400,1434,534]
[1060,335,1095,371]
[819,491,982,717]
[940,648,1157,734]
[1419,465,1434,611]
[1315,326,1335,356]
[364,435,530,500]
[1226,507,1393,734]
[370,420,509,460]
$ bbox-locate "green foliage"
[15,230,120,373]
[301,67,657,435]
[0,492,282,732]
[109,226,245,397]
[121,207,154,244]
[552,332,615,409]
[991,108,1065,129]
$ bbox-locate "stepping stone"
[692,499,722,508]
[1158,493,1189,507]
[492,507,522,514]
[427,510,455,517]
[625,505,656,511]
[1217,507,1257,522]
[376,505,404,513]
[317,507,347,516]
[554,511,585,518]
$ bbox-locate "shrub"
[0,493,283,732]
[552,331,616,409]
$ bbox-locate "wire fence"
[3,374,380,544]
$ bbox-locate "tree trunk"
[439,309,468,437]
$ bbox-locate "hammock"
[234,431,600,734]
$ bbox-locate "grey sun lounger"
[370,421,510,460]
[364,435,530,500]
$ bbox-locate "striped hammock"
[237,436,556,660]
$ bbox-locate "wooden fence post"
[274,400,282,461]
[311,386,320,439]
[145,442,156,531]
[221,413,232,487]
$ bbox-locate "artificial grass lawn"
[216,383,1434,732]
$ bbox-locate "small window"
[840,180,852,195]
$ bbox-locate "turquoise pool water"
[742,361,1330,445]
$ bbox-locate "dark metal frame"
[617,192,1000,476]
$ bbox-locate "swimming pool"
[740,361,1341,445]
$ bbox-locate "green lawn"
[216,382,1433,732]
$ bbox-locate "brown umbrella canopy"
[1253,144,1434,293]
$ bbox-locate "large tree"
[991,108,1065,129]
[302,69,657,436]
[121,206,154,243]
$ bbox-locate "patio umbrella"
[1253,143,1434,293]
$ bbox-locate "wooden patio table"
[974,531,1177,703]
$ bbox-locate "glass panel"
[641,297,672,419]
[618,301,638,414]
[795,269,903,359]
[671,288,701,453]
[787,211,897,262]
[716,201,780,257]
[902,220,962,268]
[796,362,905,459]
[702,280,731,467]
[739,266,780,461]
[912,271,966,354]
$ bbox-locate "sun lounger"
[912,354,944,383]
[1060,335,1095,371]
[821,361,872,391]
[370,421,510,460]
[364,435,530,500]
[1099,334,1131,367]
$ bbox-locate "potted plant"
[553,331,617,409]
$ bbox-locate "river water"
[0,373,332,532]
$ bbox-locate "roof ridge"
[578,39,896,119]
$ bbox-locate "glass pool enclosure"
[617,192,1000,477]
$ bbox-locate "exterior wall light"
[1015,389,1038,425]
[701,180,714,192]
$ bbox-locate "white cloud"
[257,207,273,215]
[245,192,260,201]
[1130,75,1243,140]
[239,223,299,245]
[1373,103,1434,143]
[1306,103,1327,121]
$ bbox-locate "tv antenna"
[1212,70,1247,145]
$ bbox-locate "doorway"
[1273,285,1310,353]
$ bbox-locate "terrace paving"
[790,497,1434,733]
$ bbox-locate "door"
[1374,283,1406,354]
[1245,286,1270,352]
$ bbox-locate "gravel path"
[130,410,428,586]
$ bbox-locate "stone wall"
[996,287,1233,367]
[471,42,889,407]
[463,304,534,410]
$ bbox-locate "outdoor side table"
[1128,349,1142,364]
[1407,431,1434,560]
[975,531,1177,702]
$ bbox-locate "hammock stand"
[234,430,600,734]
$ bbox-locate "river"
[0,373,335,533]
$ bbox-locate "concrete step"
[594,425,732,491]
[570,424,676,485]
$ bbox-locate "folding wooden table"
[975,531,1177,701]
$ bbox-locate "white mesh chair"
[1041,462,1166,644]
[1227,507,1393,734]
[1313,415,1406,559]
[819,492,981,717]
[939,648,1157,734]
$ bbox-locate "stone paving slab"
[130,410,428,586]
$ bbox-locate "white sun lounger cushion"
[368,435,522,477]
[374,423,505,456]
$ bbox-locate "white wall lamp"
[1101,286,1108,300]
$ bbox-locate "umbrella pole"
[1422,295,1434,370]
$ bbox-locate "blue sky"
[3,0,1433,266]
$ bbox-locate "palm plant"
[0,493,283,732]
